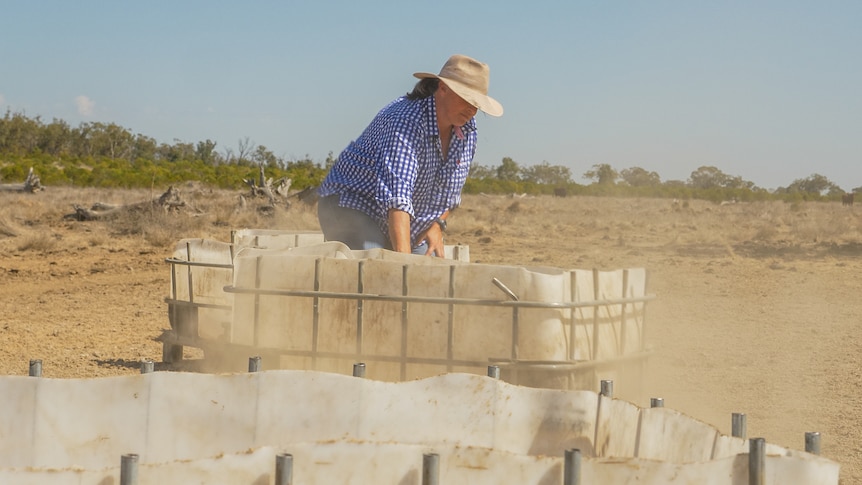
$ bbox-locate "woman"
[317,54,503,256]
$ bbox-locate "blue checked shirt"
[318,94,477,247]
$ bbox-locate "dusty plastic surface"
[231,228,470,261]
[0,443,840,485]
[228,244,648,386]
[165,237,651,395]
[166,234,470,344]
[0,372,839,484]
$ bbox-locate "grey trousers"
[317,195,429,255]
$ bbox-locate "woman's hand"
[420,221,445,257]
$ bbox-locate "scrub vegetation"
[1,111,858,203]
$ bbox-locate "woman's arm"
[387,208,413,253]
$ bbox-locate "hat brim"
[414,72,504,117]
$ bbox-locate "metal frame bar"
[163,331,651,371]
[220,275,654,375]
[312,259,321,368]
[165,254,655,378]
[165,258,234,270]
[446,266,455,372]
[223,286,654,310]
[400,265,408,380]
[356,261,365,355]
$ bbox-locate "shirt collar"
[422,95,477,138]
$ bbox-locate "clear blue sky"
[1,1,859,190]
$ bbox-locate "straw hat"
[414,54,503,117]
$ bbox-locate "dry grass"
[0,185,322,253]
[1,188,859,261]
[1,187,860,482]
[453,194,862,266]
[15,233,59,253]
[0,216,19,238]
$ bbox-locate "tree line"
[0,110,856,202]
[467,157,860,203]
[0,111,327,189]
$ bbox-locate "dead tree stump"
[243,165,291,207]
[64,186,190,221]
[0,167,44,193]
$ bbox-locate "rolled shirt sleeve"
[318,95,477,246]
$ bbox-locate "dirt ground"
[0,187,859,483]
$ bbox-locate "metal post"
[186,240,195,308]
[252,256,263,347]
[275,453,293,485]
[568,271,578,362]
[446,265,456,372]
[805,432,821,455]
[140,359,154,374]
[619,269,629,355]
[487,365,500,379]
[311,258,321,369]
[494,274,521,366]
[400,264,409,380]
[591,268,601,359]
[564,448,582,485]
[120,453,139,485]
[650,397,664,408]
[600,379,613,398]
[732,413,747,439]
[356,261,365,356]
[353,362,366,378]
[29,359,42,377]
[422,453,439,485]
[248,356,262,372]
[749,437,765,485]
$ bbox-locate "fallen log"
[89,202,120,211]
[0,167,44,193]
[67,205,118,221]
[64,186,191,221]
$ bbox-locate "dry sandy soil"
[0,185,860,483]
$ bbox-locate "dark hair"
[406,78,439,100]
